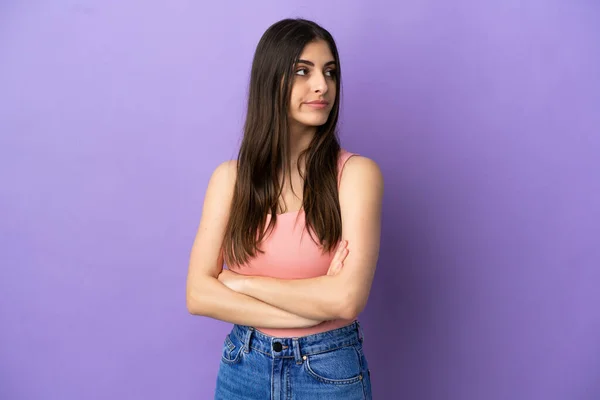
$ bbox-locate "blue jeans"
[214,321,372,399]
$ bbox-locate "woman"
[186,18,383,399]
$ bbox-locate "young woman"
[186,18,383,400]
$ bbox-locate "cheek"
[290,86,303,105]
[290,94,305,111]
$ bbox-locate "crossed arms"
[186,156,383,328]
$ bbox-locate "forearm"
[187,276,324,328]
[241,275,354,321]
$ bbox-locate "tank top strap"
[337,149,359,187]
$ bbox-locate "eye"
[325,69,337,78]
[295,68,309,76]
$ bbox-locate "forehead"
[298,40,335,63]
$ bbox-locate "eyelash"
[295,68,336,78]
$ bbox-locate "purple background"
[1,1,599,399]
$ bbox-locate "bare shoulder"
[211,159,237,185]
[201,159,238,219]
[187,159,238,279]
[204,159,236,198]
[341,155,384,192]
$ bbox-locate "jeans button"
[272,342,282,352]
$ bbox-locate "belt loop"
[243,326,254,353]
[356,320,364,342]
[292,338,303,364]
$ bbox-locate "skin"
[215,40,383,322]
[287,39,337,159]
[277,39,339,211]
[186,39,383,326]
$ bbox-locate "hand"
[327,240,349,276]
[218,268,247,293]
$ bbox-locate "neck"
[288,121,316,168]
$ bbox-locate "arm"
[227,156,384,321]
[186,160,324,328]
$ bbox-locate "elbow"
[329,282,362,320]
[186,293,203,315]
[186,282,211,316]
[336,292,365,320]
[187,295,213,316]
[186,296,201,315]
[186,275,220,316]
[337,303,360,320]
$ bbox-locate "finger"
[337,248,349,264]
[332,261,343,275]
[328,241,347,275]
[330,246,341,266]
[333,240,346,261]
[327,265,337,276]
[327,259,341,276]
[327,263,338,276]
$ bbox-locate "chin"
[295,116,330,127]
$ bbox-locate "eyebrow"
[296,59,337,67]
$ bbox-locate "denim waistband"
[231,321,364,364]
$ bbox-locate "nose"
[311,72,328,95]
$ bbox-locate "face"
[288,40,337,131]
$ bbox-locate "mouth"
[304,100,329,109]
[304,100,329,105]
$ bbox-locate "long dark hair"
[223,18,343,267]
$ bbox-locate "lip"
[304,100,329,109]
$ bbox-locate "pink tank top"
[231,149,358,338]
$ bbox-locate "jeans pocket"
[303,345,363,385]
[221,334,244,365]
